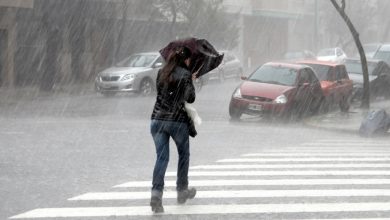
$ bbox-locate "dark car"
[344,58,390,100]
[229,62,323,120]
[296,60,353,112]
[373,44,390,65]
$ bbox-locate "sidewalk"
[304,99,390,134]
[0,83,95,103]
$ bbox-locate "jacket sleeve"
[184,74,196,103]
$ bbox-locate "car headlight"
[274,94,287,104]
[233,88,242,99]
[121,74,135,81]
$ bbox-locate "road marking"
[316,139,388,143]
[10,202,390,218]
[252,150,390,153]
[191,164,390,169]
[292,219,390,220]
[302,143,390,146]
[69,189,390,201]
[166,170,390,176]
[0,131,25,135]
[114,178,390,188]
[217,157,390,163]
[102,130,129,133]
[242,153,390,157]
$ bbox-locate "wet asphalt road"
[1,79,390,220]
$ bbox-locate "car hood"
[240,81,294,100]
[348,73,375,84]
[100,67,151,76]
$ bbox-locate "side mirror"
[241,76,248,80]
[154,62,163,68]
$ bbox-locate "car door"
[333,65,352,102]
[295,69,313,105]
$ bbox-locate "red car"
[296,60,353,112]
[229,62,324,120]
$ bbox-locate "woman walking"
[150,46,197,213]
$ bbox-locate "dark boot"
[177,188,196,204]
[150,191,164,213]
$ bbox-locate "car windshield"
[344,61,376,75]
[317,49,335,56]
[248,65,297,86]
[116,54,157,67]
[363,45,380,53]
[301,63,331,80]
[373,51,390,63]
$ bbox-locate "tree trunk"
[114,0,129,64]
[330,0,369,109]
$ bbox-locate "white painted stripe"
[0,131,25,135]
[217,158,390,163]
[252,151,390,153]
[69,189,390,201]
[10,202,390,218]
[190,164,390,169]
[243,153,390,157]
[294,219,390,220]
[114,178,390,188]
[102,130,129,133]
[316,139,388,143]
[302,143,389,146]
[166,170,390,176]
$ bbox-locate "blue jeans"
[150,120,190,193]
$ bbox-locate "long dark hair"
[159,46,192,85]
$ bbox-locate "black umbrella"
[159,37,224,78]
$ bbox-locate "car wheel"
[229,104,242,120]
[320,95,334,113]
[287,103,302,121]
[139,78,154,96]
[339,96,350,112]
[310,96,324,115]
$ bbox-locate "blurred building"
[0,0,171,89]
[222,0,316,72]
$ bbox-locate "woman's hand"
[192,73,198,80]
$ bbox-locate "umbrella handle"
[193,63,204,79]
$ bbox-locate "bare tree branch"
[330,0,370,108]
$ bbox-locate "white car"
[95,52,163,96]
[206,51,243,82]
[317,47,347,63]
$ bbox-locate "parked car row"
[229,62,324,120]
[229,60,354,120]
[94,50,243,97]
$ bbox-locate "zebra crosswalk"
[9,139,390,219]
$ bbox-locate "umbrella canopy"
[159,37,224,78]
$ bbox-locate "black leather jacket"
[151,66,196,122]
